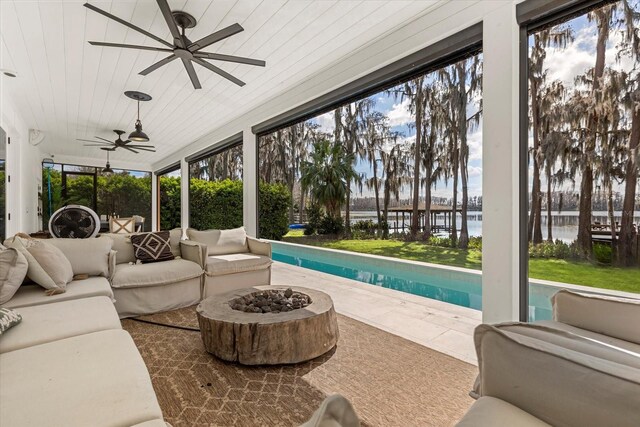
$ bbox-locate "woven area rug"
[122,306,477,427]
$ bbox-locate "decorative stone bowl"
[196,286,339,365]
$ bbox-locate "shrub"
[189,179,291,240]
[304,203,323,236]
[258,182,291,240]
[593,243,613,264]
[159,176,181,230]
[319,215,344,235]
[528,239,581,260]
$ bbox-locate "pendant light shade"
[103,150,114,174]
[125,91,152,142]
[129,119,149,142]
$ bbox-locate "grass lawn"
[281,233,640,294]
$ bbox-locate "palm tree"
[300,139,357,218]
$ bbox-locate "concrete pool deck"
[272,261,480,365]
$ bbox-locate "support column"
[243,127,258,237]
[180,159,189,236]
[151,173,158,231]
[482,2,521,323]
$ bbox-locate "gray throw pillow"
[0,308,22,335]
[0,245,28,304]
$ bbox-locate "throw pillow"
[187,227,248,255]
[0,308,22,335]
[130,231,175,263]
[3,235,73,291]
[0,246,28,304]
[110,217,135,234]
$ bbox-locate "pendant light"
[125,91,152,142]
[103,150,114,174]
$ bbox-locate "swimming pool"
[271,242,560,321]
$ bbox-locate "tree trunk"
[577,8,610,257]
[458,70,469,249]
[529,78,543,244]
[546,167,553,242]
[411,82,424,240]
[451,146,459,247]
[372,160,382,235]
[618,104,639,266]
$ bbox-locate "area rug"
[122,307,477,427]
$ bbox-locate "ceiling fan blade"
[193,52,265,67]
[127,146,156,152]
[192,58,245,87]
[77,138,111,144]
[122,146,140,154]
[84,144,115,147]
[88,41,173,53]
[182,59,202,89]
[95,136,114,143]
[140,54,177,76]
[156,0,184,48]
[83,3,173,48]
[188,23,243,51]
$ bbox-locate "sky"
[309,1,638,202]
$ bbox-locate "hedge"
[188,178,291,240]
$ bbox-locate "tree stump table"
[196,286,339,365]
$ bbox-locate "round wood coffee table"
[196,286,339,365]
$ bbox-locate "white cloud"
[387,99,413,127]
[315,112,335,134]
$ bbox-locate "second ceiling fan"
[84,0,266,89]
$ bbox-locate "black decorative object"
[79,128,155,154]
[84,0,266,90]
[125,91,151,142]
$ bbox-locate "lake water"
[348,210,640,243]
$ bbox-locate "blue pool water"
[272,242,557,321]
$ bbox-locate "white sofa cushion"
[0,329,163,427]
[2,277,114,309]
[188,227,248,255]
[111,258,202,288]
[45,236,112,277]
[552,289,640,345]
[456,397,551,427]
[536,319,640,355]
[4,235,73,290]
[0,245,28,304]
[0,296,121,353]
[474,323,640,427]
[206,253,272,277]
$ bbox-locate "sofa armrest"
[108,250,117,282]
[552,289,640,344]
[180,240,207,269]
[247,237,271,257]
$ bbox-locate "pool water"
[272,242,556,321]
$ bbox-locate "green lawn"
[281,234,640,294]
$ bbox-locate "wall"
[0,91,42,235]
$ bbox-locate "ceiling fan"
[84,0,266,90]
[79,130,156,154]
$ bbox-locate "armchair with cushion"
[458,289,640,426]
[103,228,206,318]
[186,227,272,298]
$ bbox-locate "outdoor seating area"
[2,0,640,426]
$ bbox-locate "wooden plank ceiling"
[0,0,438,168]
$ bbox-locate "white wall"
[1,92,42,235]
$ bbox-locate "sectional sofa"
[0,236,167,427]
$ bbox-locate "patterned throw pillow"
[130,231,175,264]
[0,308,22,335]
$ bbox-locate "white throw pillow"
[187,227,248,255]
[0,245,28,304]
[46,236,113,277]
[3,236,73,291]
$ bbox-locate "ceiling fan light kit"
[84,0,265,90]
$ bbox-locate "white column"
[481,2,521,323]
[151,173,158,231]
[180,159,189,235]
[243,127,258,237]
